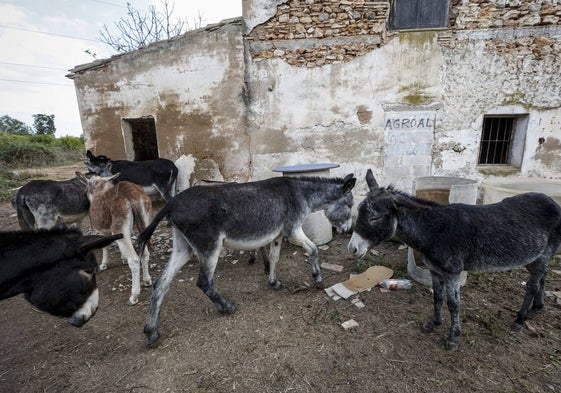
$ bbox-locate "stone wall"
[247,0,561,67]
[451,0,561,30]
[247,0,390,67]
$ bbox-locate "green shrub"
[0,140,56,167]
[30,134,57,146]
[55,136,85,151]
[0,132,85,169]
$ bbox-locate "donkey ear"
[342,174,356,193]
[395,193,431,211]
[86,150,93,160]
[75,171,87,184]
[77,233,124,255]
[365,169,379,190]
[108,172,120,182]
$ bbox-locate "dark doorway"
[123,117,158,161]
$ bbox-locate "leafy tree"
[99,0,202,53]
[32,114,56,136]
[0,115,32,135]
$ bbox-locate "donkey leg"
[527,258,550,318]
[145,230,192,346]
[423,271,444,333]
[141,247,152,287]
[115,237,142,305]
[261,247,271,275]
[288,227,323,287]
[512,258,549,331]
[266,235,283,289]
[443,275,462,351]
[99,246,110,271]
[196,245,235,313]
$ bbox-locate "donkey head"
[24,232,122,327]
[323,173,356,234]
[347,169,399,257]
[85,150,113,176]
[76,171,120,201]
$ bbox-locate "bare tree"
[99,0,204,53]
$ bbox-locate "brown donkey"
[77,171,152,305]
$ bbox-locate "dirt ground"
[1,164,561,393]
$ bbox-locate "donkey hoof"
[144,328,160,347]
[269,279,282,290]
[219,302,236,314]
[143,279,153,287]
[128,297,139,306]
[99,265,108,271]
[446,341,459,351]
[510,322,523,333]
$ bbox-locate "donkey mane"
[377,185,441,210]
[294,176,347,184]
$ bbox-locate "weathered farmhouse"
[67,0,561,194]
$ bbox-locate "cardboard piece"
[324,266,393,300]
[343,266,394,292]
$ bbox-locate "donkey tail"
[137,202,172,257]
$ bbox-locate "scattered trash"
[350,298,365,308]
[325,266,393,300]
[344,266,394,292]
[370,249,381,256]
[378,279,412,290]
[318,245,330,251]
[324,283,354,300]
[341,319,359,330]
[231,259,238,265]
[321,262,344,272]
[551,270,561,276]
[398,244,407,250]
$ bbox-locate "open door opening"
[122,116,159,161]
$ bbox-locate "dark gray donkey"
[138,174,356,345]
[86,150,178,202]
[348,169,561,350]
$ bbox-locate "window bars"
[478,116,515,165]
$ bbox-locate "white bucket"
[482,177,561,255]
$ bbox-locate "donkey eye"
[369,213,383,222]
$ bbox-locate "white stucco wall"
[71,3,561,193]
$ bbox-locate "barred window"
[478,115,527,167]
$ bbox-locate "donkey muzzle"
[347,232,369,257]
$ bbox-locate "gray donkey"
[138,174,356,345]
[348,169,561,350]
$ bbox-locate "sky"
[0,0,242,137]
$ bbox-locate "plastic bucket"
[482,177,561,255]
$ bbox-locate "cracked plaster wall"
[70,0,561,193]
[69,19,249,183]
